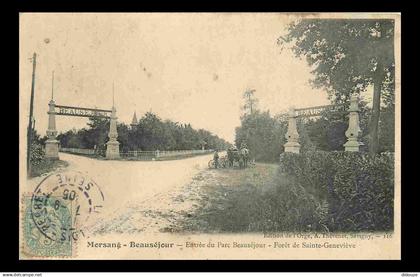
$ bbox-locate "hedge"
[30,141,45,167]
[278,151,394,232]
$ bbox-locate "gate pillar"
[344,95,363,152]
[45,100,59,159]
[106,106,120,159]
[284,107,301,154]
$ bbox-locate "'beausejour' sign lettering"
[55,105,112,118]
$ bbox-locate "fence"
[60,147,214,160]
[60,148,96,155]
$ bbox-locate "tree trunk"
[368,65,384,155]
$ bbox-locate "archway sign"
[282,95,363,154]
[45,97,120,160]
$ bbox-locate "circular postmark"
[31,170,105,243]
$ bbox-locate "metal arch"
[54,105,112,119]
[278,103,346,121]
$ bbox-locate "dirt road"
[26,152,219,233]
[25,152,279,235]
[89,161,278,235]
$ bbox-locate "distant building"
[131,111,138,129]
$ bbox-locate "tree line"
[55,112,230,152]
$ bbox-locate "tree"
[236,110,287,162]
[242,89,259,116]
[86,117,109,150]
[280,19,395,154]
[378,101,395,152]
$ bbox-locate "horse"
[226,148,239,168]
[227,148,234,167]
[226,147,249,169]
[239,148,249,169]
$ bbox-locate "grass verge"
[30,159,69,178]
[178,163,290,233]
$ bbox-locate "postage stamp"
[21,171,105,258]
[22,194,73,257]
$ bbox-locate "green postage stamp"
[21,194,73,258]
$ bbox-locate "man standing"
[227,147,233,167]
[213,150,219,169]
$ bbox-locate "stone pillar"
[284,107,301,153]
[106,106,120,159]
[45,100,59,159]
[344,95,363,152]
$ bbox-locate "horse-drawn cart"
[208,147,254,169]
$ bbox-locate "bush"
[30,141,45,167]
[278,151,394,232]
[248,175,330,232]
[29,141,69,178]
[279,151,335,200]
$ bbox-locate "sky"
[20,13,334,143]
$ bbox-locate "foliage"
[179,164,329,233]
[57,112,230,152]
[279,151,335,199]
[56,117,109,151]
[30,159,69,178]
[278,151,394,231]
[303,118,347,151]
[235,110,350,161]
[248,174,330,232]
[176,152,392,233]
[379,103,395,152]
[27,129,69,177]
[280,19,395,154]
[242,89,259,116]
[30,140,45,167]
[235,94,394,160]
[235,111,287,162]
[280,19,395,103]
[29,129,45,167]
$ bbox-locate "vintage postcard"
[19,12,401,260]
